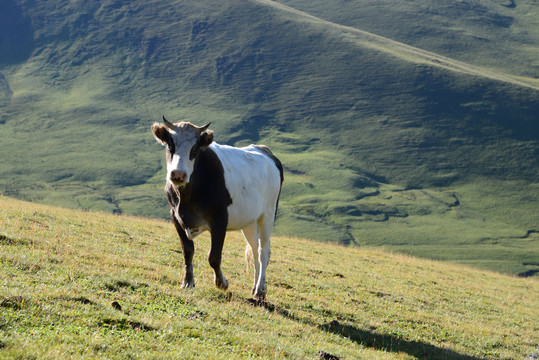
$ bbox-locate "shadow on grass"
[243,298,485,360]
[0,234,30,246]
[320,320,484,360]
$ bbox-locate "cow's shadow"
[243,298,485,360]
[319,320,484,360]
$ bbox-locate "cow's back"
[209,143,282,230]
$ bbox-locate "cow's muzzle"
[170,170,188,186]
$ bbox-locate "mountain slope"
[273,0,539,85]
[0,0,537,274]
[261,0,539,89]
[1,196,538,359]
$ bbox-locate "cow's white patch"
[210,143,281,230]
[166,124,199,185]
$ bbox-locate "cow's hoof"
[254,288,266,301]
[215,275,228,291]
[180,280,195,289]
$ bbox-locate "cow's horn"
[199,122,211,132]
[162,116,175,130]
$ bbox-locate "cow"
[152,116,283,300]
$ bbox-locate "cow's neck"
[177,182,192,201]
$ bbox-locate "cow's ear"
[199,130,213,148]
[152,123,170,145]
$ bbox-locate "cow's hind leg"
[208,223,228,290]
[254,215,273,300]
[241,222,260,296]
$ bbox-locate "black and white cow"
[152,117,283,300]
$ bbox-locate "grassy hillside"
[274,0,539,85]
[1,196,538,359]
[0,0,537,274]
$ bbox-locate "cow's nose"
[170,170,187,184]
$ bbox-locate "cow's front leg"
[172,213,195,288]
[208,224,228,290]
[180,239,195,289]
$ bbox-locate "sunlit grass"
[1,196,537,359]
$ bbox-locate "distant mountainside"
[274,0,539,82]
[0,0,537,275]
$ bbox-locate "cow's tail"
[245,245,254,271]
[254,144,284,221]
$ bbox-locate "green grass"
[0,0,538,277]
[269,127,539,276]
[1,196,538,359]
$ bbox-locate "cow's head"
[152,116,213,187]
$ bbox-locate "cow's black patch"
[165,145,232,290]
[189,143,199,160]
[165,136,176,163]
[167,146,232,231]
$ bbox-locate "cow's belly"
[226,193,268,230]
[224,173,280,230]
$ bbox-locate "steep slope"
[0,0,537,272]
[1,196,538,359]
[273,0,539,85]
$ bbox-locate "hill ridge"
[256,0,539,90]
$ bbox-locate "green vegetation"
[274,0,539,86]
[1,196,538,359]
[0,0,537,275]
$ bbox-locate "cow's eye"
[166,144,175,162]
[166,139,176,154]
[189,143,199,160]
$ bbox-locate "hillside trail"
[256,0,539,91]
